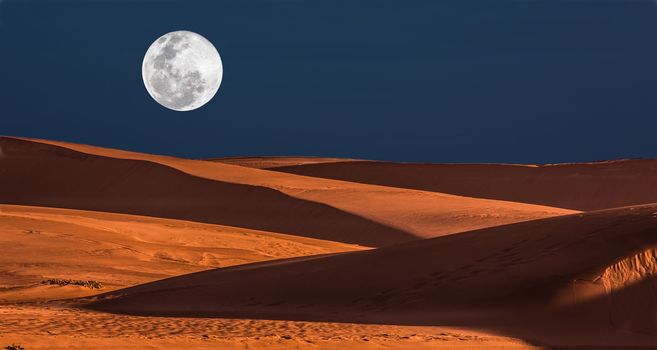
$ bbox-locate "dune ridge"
[3,136,575,243]
[271,160,657,211]
[86,204,657,347]
[209,156,359,169]
[0,137,414,246]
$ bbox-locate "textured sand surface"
[0,205,363,302]
[0,303,537,350]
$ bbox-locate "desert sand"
[1,136,656,349]
[268,159,657,210]
[210,155,359,169]
[1,137,574,245]
[0,204,363,302]
[86,204,657,348]
[0,303,538,349]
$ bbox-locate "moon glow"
[142,31,223,111]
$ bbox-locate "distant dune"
[0,137,573,246]
[0,204,363,302]
[271,160,657,211]
[88,205,657,347]
[209,156,358,169]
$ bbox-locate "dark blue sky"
[2,0,657,163]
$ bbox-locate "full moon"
[142,31,223,111]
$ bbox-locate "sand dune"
[271,159,657,211]
[209,156,358,169]
[0,137,564,349]
[88,205,657,347]
[4,136,654,348]
[2,137,574,244]
[0,137,414,246]
[0,204,363,302]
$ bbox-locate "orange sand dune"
[0,137,413,246]
[210,156,358,169]
[272,159,657,211]
[89,205,657,348]
[2,137,574,244]
[0,204,363,302]
[1,137,654,349]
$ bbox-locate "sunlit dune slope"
[272,160,657,211]
[3,137,574,243]
[89,205,657,339]
[209,156,357,169]
[0,204,363,302]
[0,137,413,246]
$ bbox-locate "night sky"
[2,0,657,163]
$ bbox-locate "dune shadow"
[82,205,657,349]
[0,137,416,247]
[274,161,657,211]
[84,263,657,349]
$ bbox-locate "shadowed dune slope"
[0,204,363,302]
[0,137,414,246]
[5,137,575,240]
[272,160,657,211]
[89,205,657,339]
